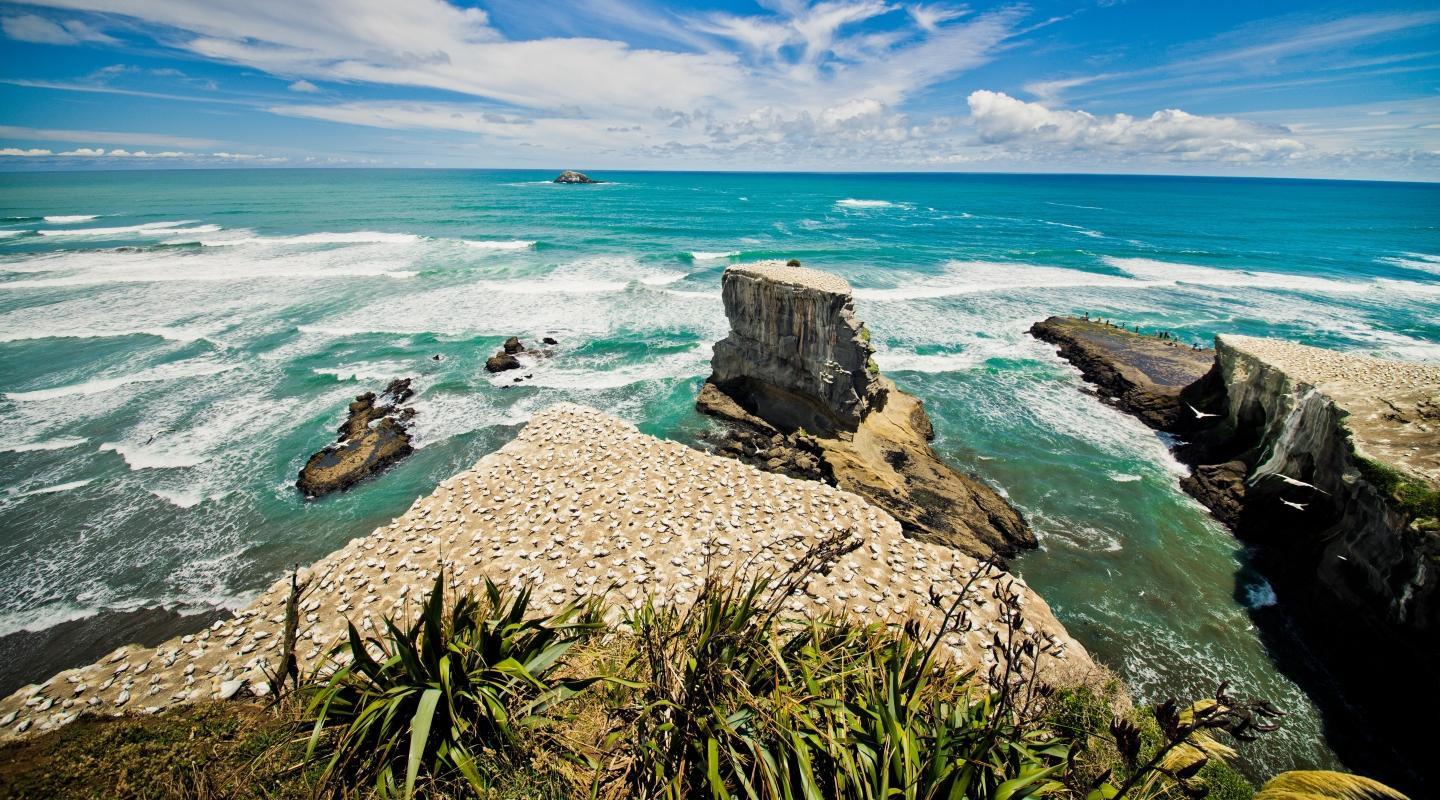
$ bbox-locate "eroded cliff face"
[700,262,1033,560]
[710,264,882,433]
[1198,336,1439,633]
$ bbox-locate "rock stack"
[698,262,1034,560]
[296,378,417,497]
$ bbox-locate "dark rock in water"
[486,352,521,372]
[1028,316,1215,431]
[553,170,599,184]
[697,261,1033,561]
[542,336,559,346]
[1179,460,1248,525]
[297,378,417,497]
[431,354,443,361]
[503,336,523,354]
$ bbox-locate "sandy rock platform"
[0,404,1091,740]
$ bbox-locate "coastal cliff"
[699,262,1033,559]
[1195,336,1440,632]
[1032,317,1439,793]
[0,404,1091,741]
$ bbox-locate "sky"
[0,0,1438,179]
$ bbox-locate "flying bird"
[1279,498,1308,511]
[1267,473,1330,494]
[1188,404,1218,420]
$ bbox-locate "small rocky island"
[698,262,1032,560]
[553,170,599,184]
[296,378,417,497]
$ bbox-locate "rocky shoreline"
[699,262,1032,560]
[1031,314,1439,794]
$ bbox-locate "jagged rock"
[296,378,417,497]
[543,336,559,346]
[1179,461,1248,525]
[553,170,598,184]
[698,262,1033,560]
[503,336,523,354]
[486,353,521,372]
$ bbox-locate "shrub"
[303,573,609,799]
[604,532,1076,800]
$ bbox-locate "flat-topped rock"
[710,262,881,432]
[1030,316,1215,430]
[701,263,1033,559]
[728,261,853,295]
[0,404,1091,741]
[1218,334,1439,485]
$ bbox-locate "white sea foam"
[1379,254,1440,276]
[5,359,239,402]
[874,350,979,373]
[462,239,536,251]
[0,230,27,239]
[501,345,711,391]
[148,487,226,508]
[277,231,422,245]
[42,214,99,223]
[1107,472,1142,483]
[0,436,89,453]
[1105,257,1371,294]
[0,323,221,345]
[855,261,1135,301]
[7,479,93,499]
[835,199,897,209]
[0,243,420,288]
[313,360,414,381]
[36,220,197,237]
[689,250,740,260]
[1244,579,1278,608]
[1042,220,1104,238]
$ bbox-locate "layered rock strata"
[699,262,1033,559]
[1032,317,1440,793]
[296,378,417,497]
[0,404,1091,740]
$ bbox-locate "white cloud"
[2,13,114,44]
[0,125,221,148]
[287,79,320,92]
[966,90,1307,162]
[0,145,284,162]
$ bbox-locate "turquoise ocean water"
[1,169,1437,777]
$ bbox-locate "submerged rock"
[698,261,1033,560]
[296,378,417,497]
[553,170,598,184]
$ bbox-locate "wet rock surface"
[699,262,1033,560]
[296,378,417,497]
[1029,316,1215,430]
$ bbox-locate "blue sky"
[1,0,1437,179]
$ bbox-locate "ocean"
[1,169,1437,777]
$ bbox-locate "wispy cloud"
[1,13,114,45]
[0,124,222,148]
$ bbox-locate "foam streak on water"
[1,169,1437,778]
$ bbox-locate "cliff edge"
[699,262,1033,560]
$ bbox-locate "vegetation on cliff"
[3,534,1400,800]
